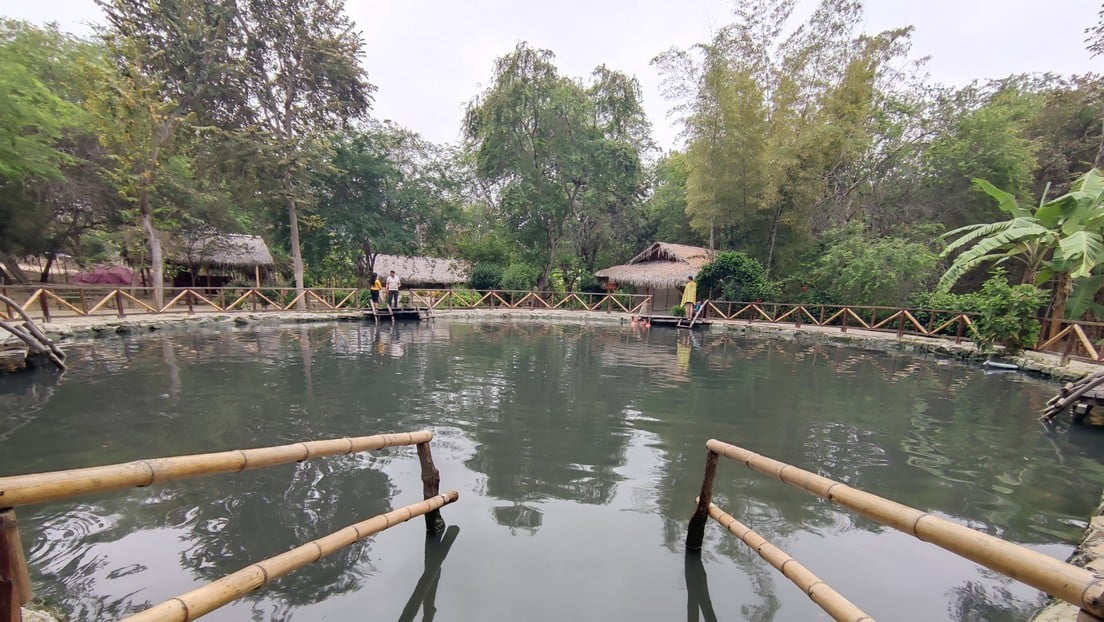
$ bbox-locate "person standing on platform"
[369,273,382,314]
[386,270,401,309]
[681,275,697,319]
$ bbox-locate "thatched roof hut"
[595,242,712,289]
[372,254,470,287]
[166,233,275,269]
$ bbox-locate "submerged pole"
[416,441,446,533]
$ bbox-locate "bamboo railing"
[0,431,451,622]
[118,493,459,622]
[687,439,1104,621]
[8,283,1104,365]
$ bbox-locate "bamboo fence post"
[78,288,88,315]
[925,309,935,335]
[0,289,10,321]
[819,304,825,326]
[218,289,225,311]
[706,503,875,622]
[686,450,719,550]
[114,290,126,319]
[118,492,460,622]
[416,442,446,533]
[1061,330,1076,366]
[955,315,964,344]
[0,431,434,508]
[37,294,49,324]
[896,311,906,339]
[840,308,848,333]
[702,439,1104,618]
[186,291,194,315]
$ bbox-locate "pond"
[2,320,1103,622]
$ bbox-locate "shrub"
[969,270,1049,354]
[470,263,504,290]
[499,262,541,291]
[671,304,685,317]
[697,251,780,302]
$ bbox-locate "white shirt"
[386,274,400,290]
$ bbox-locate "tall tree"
[465,43,648,289]
[231,0,373,304]
[654,0,912,276]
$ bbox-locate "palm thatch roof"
[372,254,470,287]
[166,233,275,269]
[595,242,713,289]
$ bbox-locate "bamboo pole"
[703,439,1104,618]
[0,431,432,508]
[118,491,460,622]
[706,503,874,622]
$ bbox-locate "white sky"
[2,0,1101,149]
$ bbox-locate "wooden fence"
[6,284,1104,365]
[0,431,455,622]
[687,439,1104,622]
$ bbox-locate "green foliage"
[696,251,779,302]
[671,304,685,317]
[806,224,940,306]
[465,42,648,289]
[469,263,504,290]
[499,262,541,291]
[969,270,1049,353]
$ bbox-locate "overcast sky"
[3,0,1101,149]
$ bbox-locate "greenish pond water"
[2,320,1104,621]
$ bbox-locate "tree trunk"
[1047,273,1071,341]
[0,256,29,285]
[140,194,164,309]
[39,254,55,283]
[288,197,306,311]
[764,200,786,279]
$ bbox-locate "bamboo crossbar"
[703,439,1104,617]
[706,503,874,622]
[0,431,432,508]
[118,491,460,622]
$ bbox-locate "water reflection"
[397,526,460,622]
[2,322,1103,621]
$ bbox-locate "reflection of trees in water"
[947,577,1041,621]
[178,457,395,607]
[435,324,633,520]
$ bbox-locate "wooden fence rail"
[0,431,450,622]
[7,284,1104,364]
[687,438,1104,621]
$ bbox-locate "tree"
[654,0,913,276]
[308,123,460,283]
[231,0,374,304]
[940,170,1104,335]
[464,42,648,290]
[805,223,940,306]
[0,20,82,279]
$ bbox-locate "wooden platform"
[639,315,711,329]
[364,307,431,321]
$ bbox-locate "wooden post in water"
[417,442,446,533]
[1,509,31,622]
[685,450,719,550]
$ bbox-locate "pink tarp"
[73,266,135,286]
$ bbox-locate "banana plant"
[939,169,1104,327]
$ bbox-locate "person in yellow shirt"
[681,275,697,319]
[369,273,382,313]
